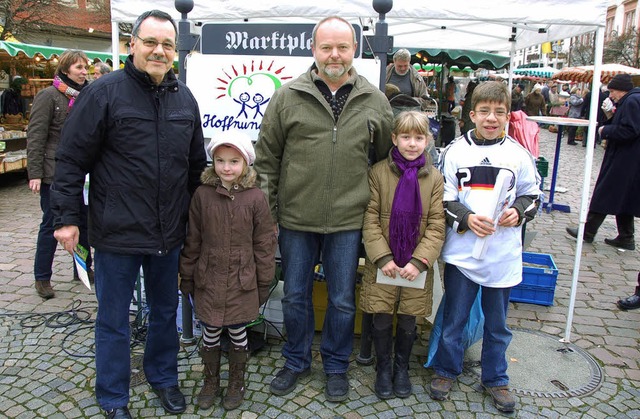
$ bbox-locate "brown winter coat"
[179,166,277,327]
[360,150,445,317]
[26,86,70,184]
[524,91,546,117]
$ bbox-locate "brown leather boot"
[35,280,55,299]
[222,346,249,410]
[197,346,222,409]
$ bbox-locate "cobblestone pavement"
[1,127,639,418]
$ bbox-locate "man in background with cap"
[566,73,639,254]
[255,15,393,402]
[51,9,206,418]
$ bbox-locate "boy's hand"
[381,260,400,278]
[498,208,520,227]
[399,263,420,281]
[467,214,495,237]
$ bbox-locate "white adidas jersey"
[439,133,541,288]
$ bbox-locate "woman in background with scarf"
[361,111,445,400]
[27,49,93,299]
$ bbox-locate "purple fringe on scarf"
[389,147,425,267]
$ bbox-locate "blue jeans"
[93,247,180,410]
[34,182,91,281]
[432,264,512,387]
[278,227,361,374]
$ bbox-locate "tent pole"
[371,0,393,90]
[561,26,605,343]
[175,0,198,345]
[111,22,120,68]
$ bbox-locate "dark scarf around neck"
[389,147,425,267]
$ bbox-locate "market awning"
[513,66,558,78]
[0,41,127,63]
[363,47,510,70]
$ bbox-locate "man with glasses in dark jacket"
[51,10,206,419]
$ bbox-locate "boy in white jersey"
[429,81,541,413]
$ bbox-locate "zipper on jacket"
[153,86,168,255]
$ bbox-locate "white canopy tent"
[110,0,609,343]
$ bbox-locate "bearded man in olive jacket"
[254,16,393,402]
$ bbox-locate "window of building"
[58,0,79,7]
[623,0,638,32]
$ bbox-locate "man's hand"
[467,214,496,237]
[54,225,80,254]
[29,179,42,194]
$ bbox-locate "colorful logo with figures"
[199,58,293,135]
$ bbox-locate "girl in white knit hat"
[179,130,277,410]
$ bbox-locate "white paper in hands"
[73,244,91,290]
[376,268,427,289]
[472,170,513,260]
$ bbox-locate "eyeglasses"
[475,109,508,118]
[134,35,176,51]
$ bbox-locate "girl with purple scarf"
[361,111,446,400]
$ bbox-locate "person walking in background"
[51,10,207,419]
[566,74,639,250]
[254,15,393,402]
[459,80,478,135]
[524,85,546,117]
[430,81,541,413]
[93,62,111,80]
[546,83,560,115]
[385,49,430,109]
[510,83,524,112]
[26,49,93,299]
[580,85,609,147]
[566,86,585,145]
[361,111,445,400]
[445,76,457,112]
[180,132,276,411]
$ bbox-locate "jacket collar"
[124,55,179,90]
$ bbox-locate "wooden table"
[526,116,590,213]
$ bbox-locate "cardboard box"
[313,281,364,334]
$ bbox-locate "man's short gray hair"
[393,49,411,62]
[95,62,111,76]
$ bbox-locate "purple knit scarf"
[389,147,425,267]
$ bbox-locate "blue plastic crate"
[510,252,558,306]
[510,284,555,306]
[521,252,558,287]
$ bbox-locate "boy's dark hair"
[471,81,511,111]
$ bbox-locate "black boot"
[393,315,416,398]
[372,315,393,399]
[606,214,636,250]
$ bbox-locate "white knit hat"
[206,131,256,165]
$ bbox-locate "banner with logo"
[186,53,381,147]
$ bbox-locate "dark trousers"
[584,211,635,240]
[567,126,578,143]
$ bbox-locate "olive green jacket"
[254,66,394,233]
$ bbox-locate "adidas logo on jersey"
[480,157,492,166]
